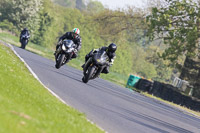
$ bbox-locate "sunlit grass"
[0,43,103,133]
[100,72,128,87]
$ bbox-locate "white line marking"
[0,41,106,132]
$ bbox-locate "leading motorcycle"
[82,49,110,83]
[55,39,76,69]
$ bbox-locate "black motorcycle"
[55,39,76,69]
[82,50,110,83]
[20,33,30,49]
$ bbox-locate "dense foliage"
[0,0,173,82]
[0,0,43,37]
[147,0,200,67]
[146,0,200,97]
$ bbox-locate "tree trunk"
[180,56,200,98]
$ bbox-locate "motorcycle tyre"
[82,66,95,83]
[55,54,65,69]
[21,39,27,49]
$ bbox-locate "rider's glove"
[106,62,111,67]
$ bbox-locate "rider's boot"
[81,64,85,68]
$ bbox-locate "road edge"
[0,40,106,133]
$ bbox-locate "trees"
[0,0,42,36]
[76,0,86,10]
[51,0,76,8]
[93,7,146,42]
[147,0,200,98]
[86,0,104,14]
[0,0,176,82]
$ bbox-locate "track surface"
[13,45,200,133]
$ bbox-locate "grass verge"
[0,43,103,133]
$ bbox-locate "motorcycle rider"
[82,43,117,74]
[19,28,30,44]
[54,28,82,59]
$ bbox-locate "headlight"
[98,58,104,63]
[62,44,66,50]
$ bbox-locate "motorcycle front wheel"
[21,39,28,49]
[82,66,95,83]
[55,54,65,69]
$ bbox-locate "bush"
[0,20,18,34]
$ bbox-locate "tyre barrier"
[132,79,200,111]
[135,79,153,92]
[151,82,200,111]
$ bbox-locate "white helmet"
[72,28,80,35]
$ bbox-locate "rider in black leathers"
[54,28,82,58]
[82,43,117,74]
[20,28,30,43]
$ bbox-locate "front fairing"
[93,50,109,66]
[61,40,75,53]
[21,33,29,39]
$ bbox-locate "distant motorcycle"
[20,33,30,49]
[55,39,76,69]
[82,49,110,83]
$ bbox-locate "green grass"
[0,43,103,133]
[100,72,128,87]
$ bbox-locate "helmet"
[72,28,80,39]
[24,28,28,31]
[108,43,117,53]
[72,28,80,35]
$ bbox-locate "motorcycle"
[55,39,76,69]
[82,49,110,83]
[20,33,30,49]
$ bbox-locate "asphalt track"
[12,45,200,133]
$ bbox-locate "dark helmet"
[24,28,28,31]
[108,43,117,53]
